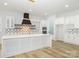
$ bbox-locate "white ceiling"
[0,0,79,17]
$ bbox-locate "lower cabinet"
[2,35,51,57]
[2,39,20,57]
[64,33,79,45]
[19,37,31,53]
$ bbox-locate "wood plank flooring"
[9,40,79,58]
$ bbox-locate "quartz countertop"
[2,34,50,39]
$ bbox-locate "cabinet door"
[30,36,50,51]
[40,35,49,48]
[5,16,14,28]
[55,24,65,40]
[3,39,20,57]
[30,36,41,50]
[72,33,79,45]
[20,37,31,53]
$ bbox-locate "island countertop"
[2,34,50,39]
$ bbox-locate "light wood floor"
[9,40,79,58]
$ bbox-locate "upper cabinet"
[5,16,15,28]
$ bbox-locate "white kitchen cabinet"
[40,35,49,47]
[69,33,79,45]
[5,16,15,28]
[2,39,20,57]
[55,24,65,41]
[30,36,42,50]
[20,37,31,53]
[1,34,52,57]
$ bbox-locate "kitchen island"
[1,34,52,57]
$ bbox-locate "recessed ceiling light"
[65,5,69,7]
[4,2,8,6]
